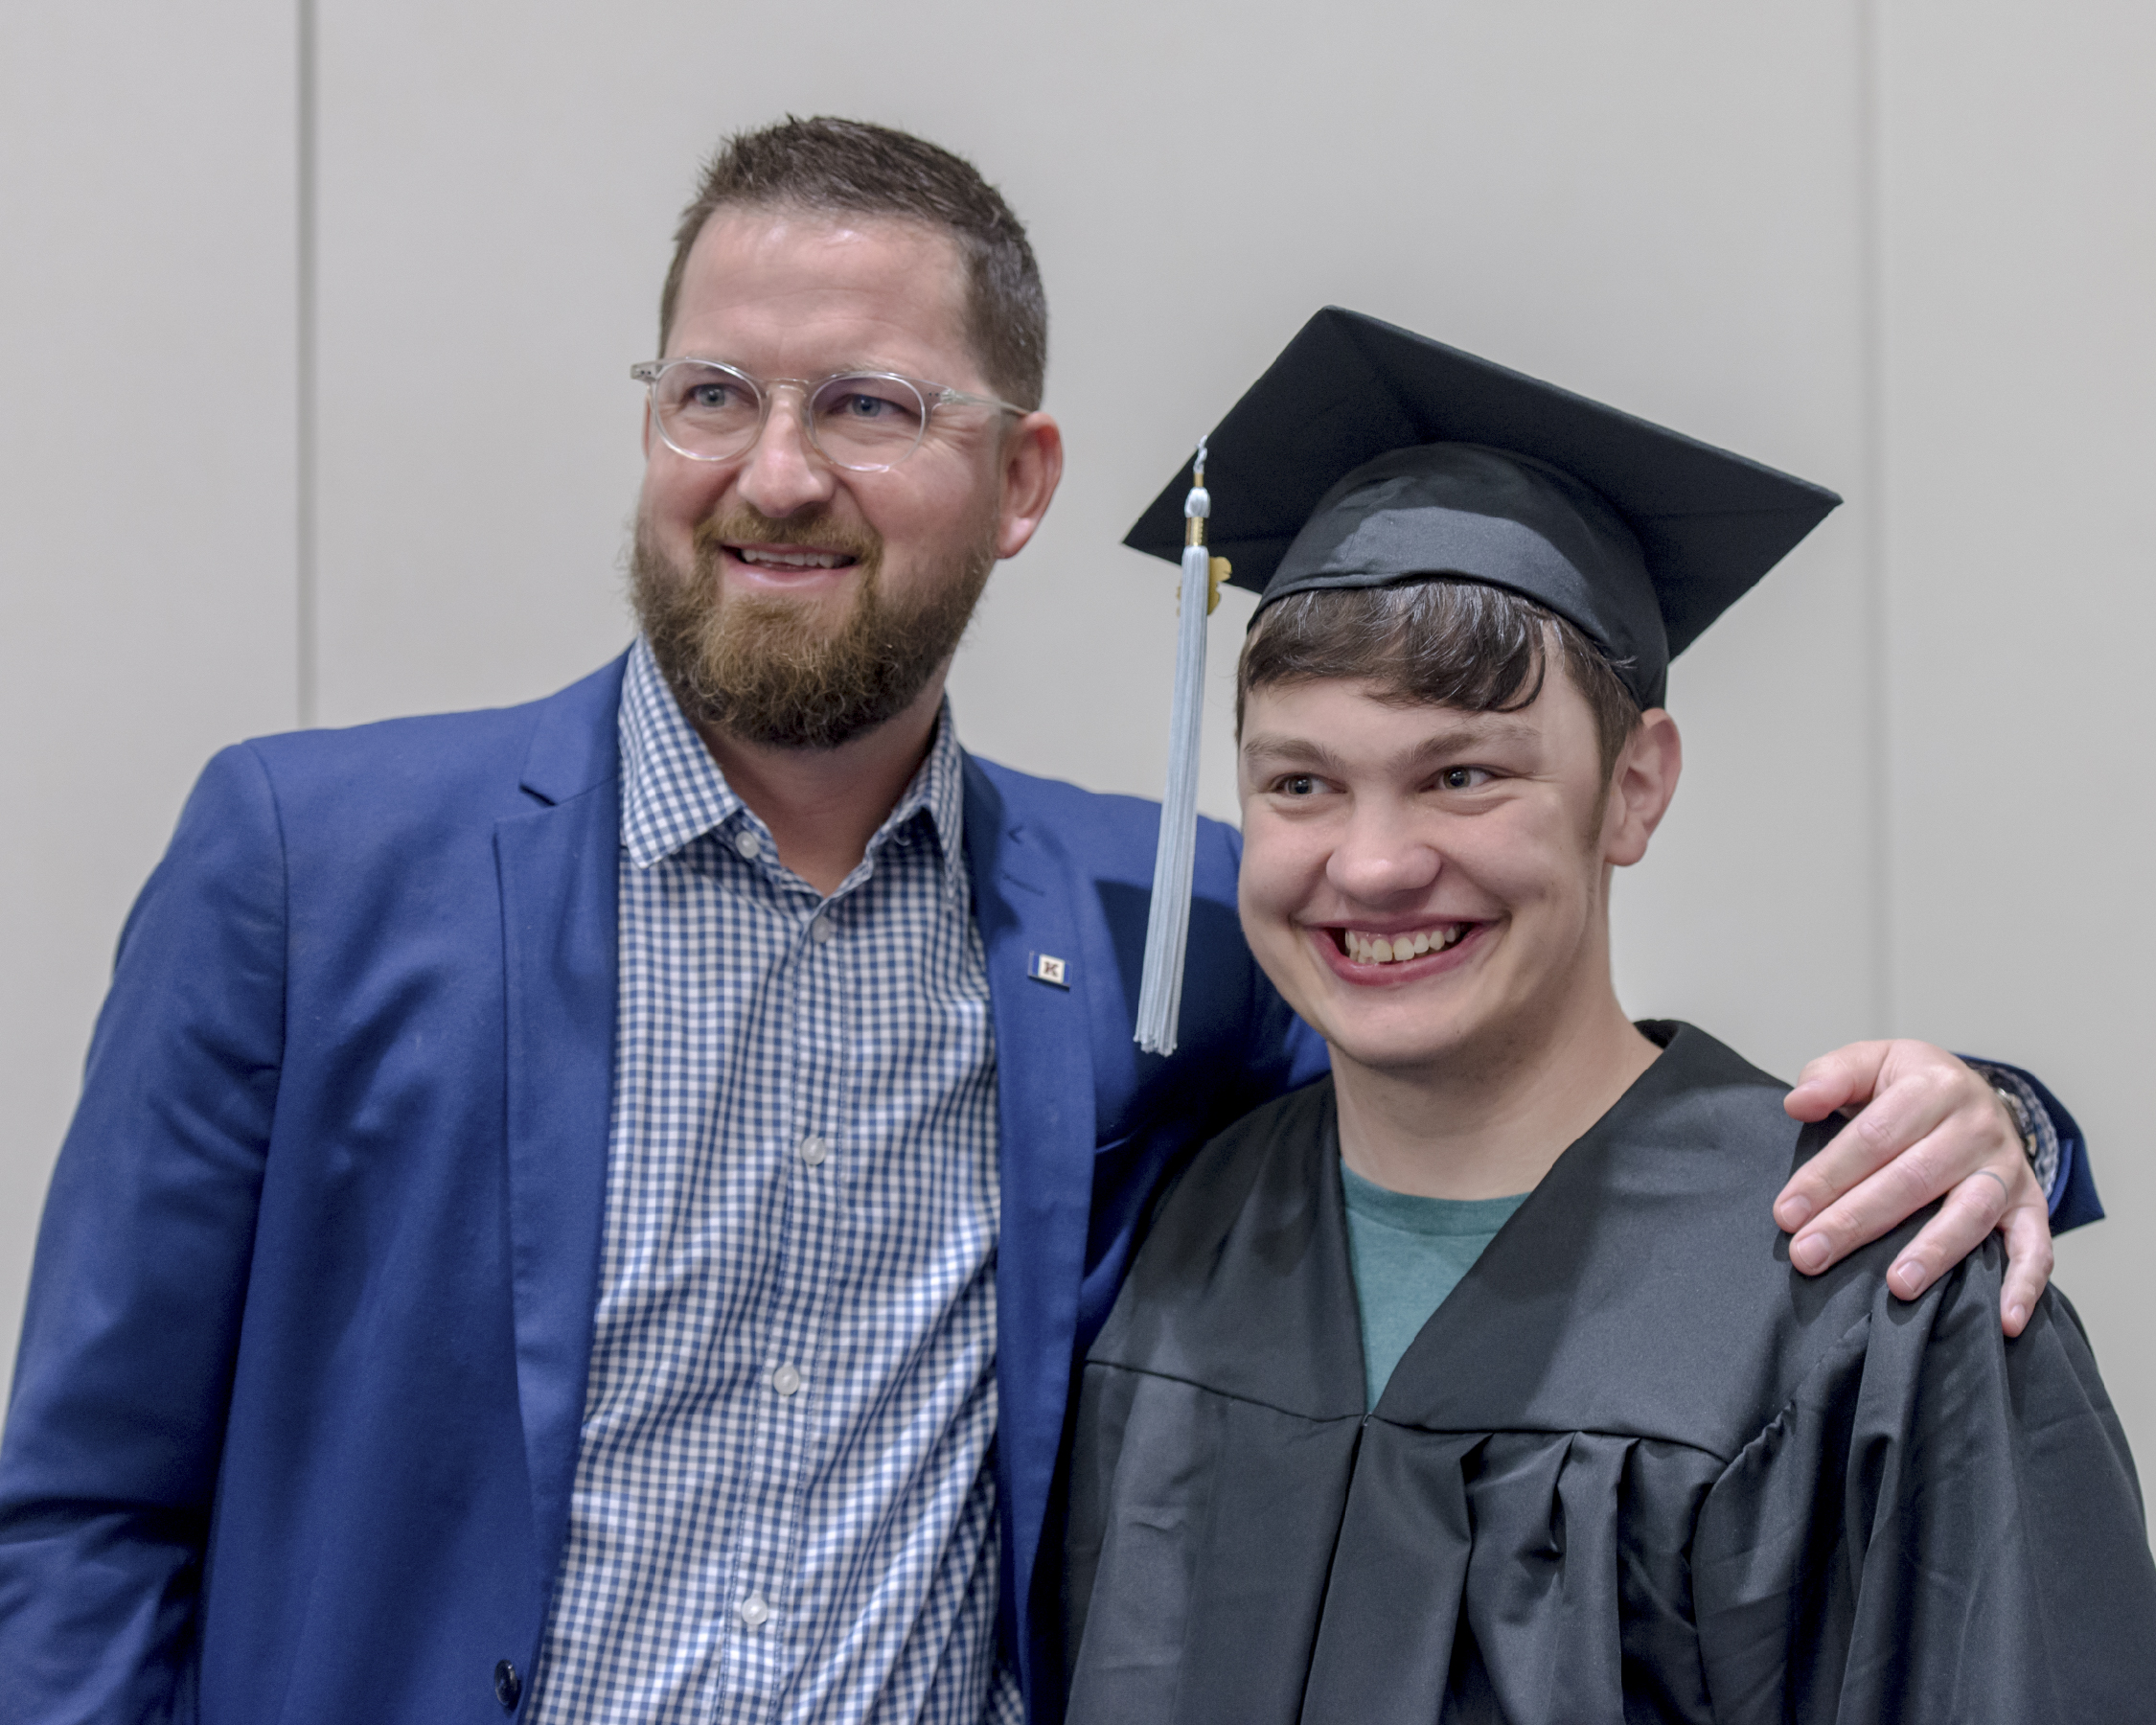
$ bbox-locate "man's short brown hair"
[1237,580,1644,780]
[658,115,1047,409]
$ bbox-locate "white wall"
[1875,0,2156,1483]
[0,2,300,1387]
[4,0,2148,1489]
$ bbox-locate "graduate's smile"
[1319,920,1488,982]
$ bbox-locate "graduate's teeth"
[1344,924,1469,963]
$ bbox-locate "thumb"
[1784,1039,1893,1122]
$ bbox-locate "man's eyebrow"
[667,354,905,378]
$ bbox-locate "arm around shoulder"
[0,743,290,1717]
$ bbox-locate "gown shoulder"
[1063,1024,2156,1725]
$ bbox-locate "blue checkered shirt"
[524,641,1021,1724]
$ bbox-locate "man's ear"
[995,411,1065,560]
[1603,709,1683,867]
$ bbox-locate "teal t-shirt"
[1341,1163,1529,1409]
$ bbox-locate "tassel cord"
[1134,541,1213,1053]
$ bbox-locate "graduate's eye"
[1437,766,1493,791]
[1273,773,1324,797]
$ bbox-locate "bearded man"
[0,117,2095,1725]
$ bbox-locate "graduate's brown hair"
[1236,579,1643,781]
[657,116,1048,409]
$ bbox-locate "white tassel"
[1135,465,1215,1055]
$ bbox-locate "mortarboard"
[1124,307,1840,1053]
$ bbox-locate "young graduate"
[1059,310,2156,1724]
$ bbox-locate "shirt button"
[809,916,835,945]
[739,1591,770,1627]
[799,1135,829,1166]
[770,1363,803,1397]
[733,830,762,861]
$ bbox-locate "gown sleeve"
[1689,1238,2156,1724]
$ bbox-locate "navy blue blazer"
[0,656,1326,1722]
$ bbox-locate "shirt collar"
[618,635,969,900]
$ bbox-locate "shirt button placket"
[743,901,838,1697]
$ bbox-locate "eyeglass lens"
[652,362,929,470]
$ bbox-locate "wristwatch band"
[1966,1062,2059,1200]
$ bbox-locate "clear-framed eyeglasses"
[631,358,1025,472]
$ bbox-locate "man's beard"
[631,503,995,750]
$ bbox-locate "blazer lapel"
[494,656,625,1590]
[964,757,1098,1697]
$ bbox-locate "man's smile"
[724,541,861,573]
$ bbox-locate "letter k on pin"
[1028,954,1069,988]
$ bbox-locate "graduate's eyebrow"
[1242,713,1542,776]
[1239,733,1352,777]
[1394,714,1542,764]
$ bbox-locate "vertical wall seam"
[1856,0,1894,1034]
[296,0,318,728]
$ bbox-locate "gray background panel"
[4,0,2148,1506]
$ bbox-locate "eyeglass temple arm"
[935,385,1029,416]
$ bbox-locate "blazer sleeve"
[0,743,288,1720]
[1690,1244,2156,1724]
[1960,1056,2102,1230]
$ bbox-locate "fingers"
[1779,1109,1965,1276]
[1782,1040,1893,1123]
[1996,1184,2056,1338]
[1775,1037,2057,1337]
[1774,1057,1964,1240]
[1874,1166,2011,1301]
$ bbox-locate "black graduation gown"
[1062,1024,2156,1724]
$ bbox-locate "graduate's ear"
[1602,710,1682,867]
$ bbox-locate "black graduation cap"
[1124,306,1842,708]
[1123,308,1842,1058]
